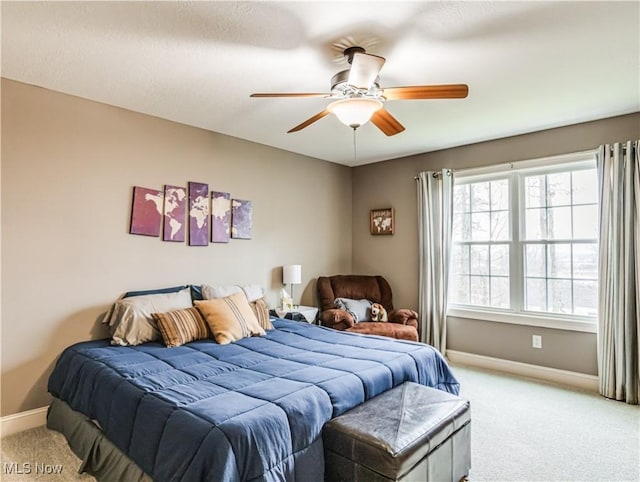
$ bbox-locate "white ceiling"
[2,1,639,166]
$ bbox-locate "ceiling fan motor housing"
[331,69,381,98]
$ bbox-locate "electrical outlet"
[532,335,542,349]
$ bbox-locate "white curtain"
[597,140,639,404]
[417,170,454,354]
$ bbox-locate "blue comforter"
[48,319,459,481]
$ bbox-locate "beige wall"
[2,76,637,416]
[352,112,640,376]
[0,79,352,416]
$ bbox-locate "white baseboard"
[447,350,599,392]
[0,406,48,438]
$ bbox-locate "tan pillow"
[250,297,274,330]
[152,307,210,347]
[106,287,193,346]
[195,292,266,344]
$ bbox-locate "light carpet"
[453,364,640,481]
[1,364,638,481]
[1,425,93,481]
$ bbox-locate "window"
[451,179,511,309]
[522,170,599,316]
[448,153,599,329]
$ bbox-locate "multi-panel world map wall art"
[129,183,253,245]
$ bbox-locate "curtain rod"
[413,148,606,180]
[413,169,453,180]
[610,145,629,153]
[412,143,634,180]
[414,161,524,180]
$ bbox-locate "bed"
[48,318,459,481]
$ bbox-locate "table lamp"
[283,264,302,306]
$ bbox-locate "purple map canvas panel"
[130,186,163,237]
[231,199,252,240]
[211,191,231,243]
[163,185,186,242]
[188,182,209,246]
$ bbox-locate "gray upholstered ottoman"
[323,382,471,482]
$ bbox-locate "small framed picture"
[370,208,394,235]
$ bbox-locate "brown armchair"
[317,275,419,341]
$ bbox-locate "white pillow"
[239,284,265,303]
[106,287,193,346]
[202,284,264,302]
[334,298,373,323]
[202,284,242,300]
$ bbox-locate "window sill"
[446,307,597,333]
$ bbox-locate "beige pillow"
[106,287,193,346]
[152,307,210,347]
[195,292,266,344]
[250,297,274,330]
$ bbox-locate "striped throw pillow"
[250,297,273,330]
[152,307,210,347]
[194,291,266,345]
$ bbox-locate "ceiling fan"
[250,47,468,136]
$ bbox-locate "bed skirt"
[47,397,151,482]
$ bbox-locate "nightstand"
[270,305,319,324]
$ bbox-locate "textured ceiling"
[2,1,639,166]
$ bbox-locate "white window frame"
[447,150,599,333]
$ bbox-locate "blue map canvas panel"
[163,185,186,242]
[130,186,163,237]
[188,182,209,246]
[211,191,231,243]
[231,199,252,240]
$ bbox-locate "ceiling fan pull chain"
[353,127,357,164]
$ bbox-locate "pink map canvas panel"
[211,191,231,243]
[130,186,163,237]
[231,199,252,240]
[163,185,187,242]
[188,182,209,246]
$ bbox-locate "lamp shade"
[283,265,302,285]
[327,98,383,129]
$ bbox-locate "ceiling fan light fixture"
[327,97,383,129]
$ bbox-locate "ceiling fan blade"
[287,110,330,133]
[371,109,405,136]
[250,93,329,98]
[348,52,386,90]
[383,84,469,100]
